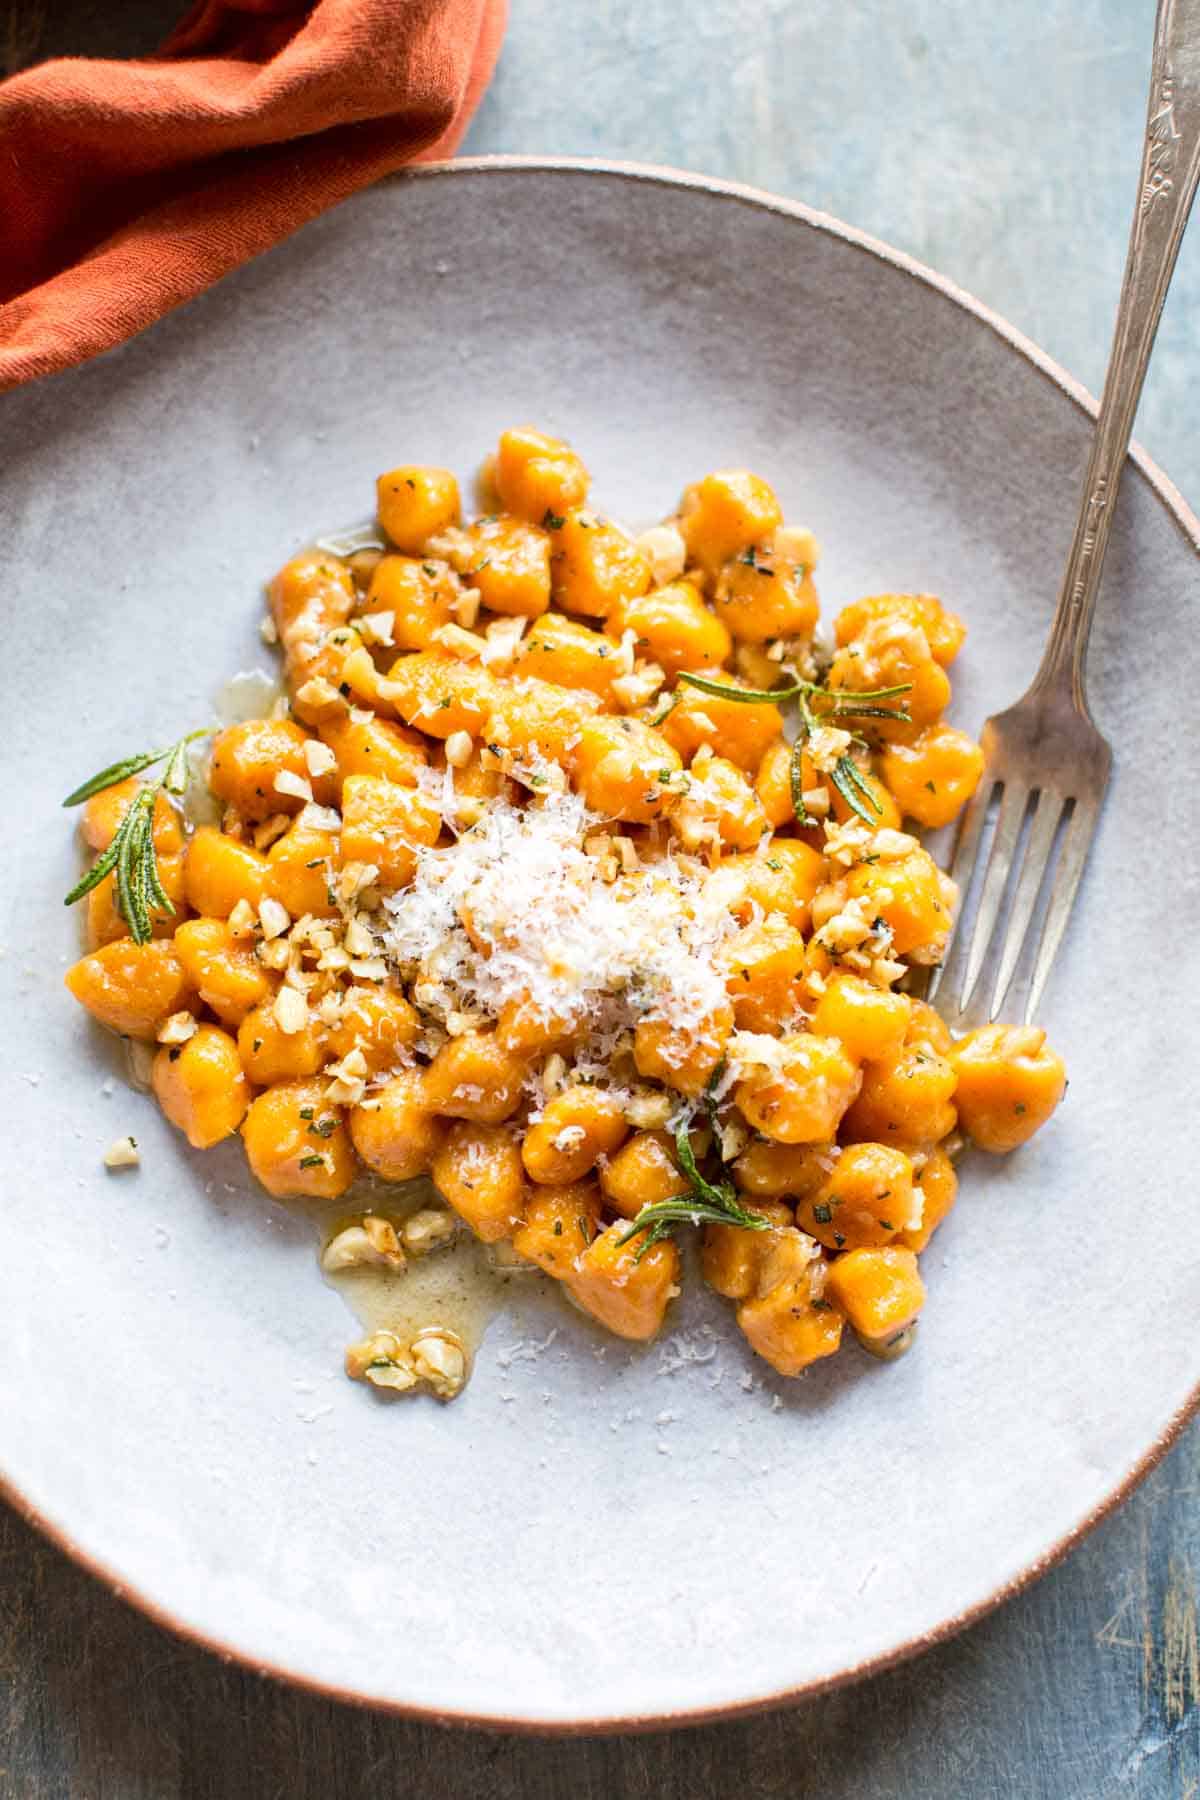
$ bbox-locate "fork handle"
[1034,0,1200,705]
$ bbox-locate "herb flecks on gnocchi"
[63,426,1066,1400]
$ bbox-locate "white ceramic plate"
[3,160,1198,1731]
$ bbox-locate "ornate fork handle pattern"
[1034,0,1200,709]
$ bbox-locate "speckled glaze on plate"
[2,159,1197,1733]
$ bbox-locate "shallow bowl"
[2,158,1197,1731]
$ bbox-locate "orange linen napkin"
[0,0,506,392]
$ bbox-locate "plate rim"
[5,152,1198,1736]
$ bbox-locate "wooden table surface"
[3,2,1197,1793]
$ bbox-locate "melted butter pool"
[296,1174,533,1366]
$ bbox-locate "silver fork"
[929,0,1200,1029]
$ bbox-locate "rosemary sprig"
[677,670,911,713]
[676,670,911,831]
[619,1111,770,1260]
[63,730,206,943]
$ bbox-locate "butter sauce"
[299,1173,534,1363]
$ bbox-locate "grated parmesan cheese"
[380,791,738,1074]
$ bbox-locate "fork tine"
[958,782,1029,1010]
[926,775,995,1004]
[987,789,1065,1020]
[1023,800,1095,1024]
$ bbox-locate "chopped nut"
[611,662,665,709]
[770,524,821,569]
[252,812,292,852]
[336,861,379,904]
[805,726,853,774]
[480,615,528,668]
[297,802,341,834]
[870,957,908,987]
[273,768,313,803]
[401,1208,459,1256]
[316,945,352,973]
[103,1136,140,1170]
[801,785,831,816]
[257,937,292,971]
[342,915,375,957]
[258,896,291,940]
[809,881,848,931]
[716,1115,750,1161]
[317,990,346,1025]
[322,1216,406,1272]
[814,895,876,954]
[430,622,487,660]
[871,827,921,860]
[541,1051,568,1097]
[445,1008,486,1037]
[624,1090,673,1129]
[302,738,338,779]
[615,835,639,872]
[227,898,257,939]
[823,820,873,867]
[410,1328,468,1399]
[294,675,344,712]
[355,610,396,647]
[273,985,308,1035]
[612,628,638,675]
[348,956,387,981]
[451,586,481,628]
[345,1330,418,1391]
[516,756,566,796]
[259,614,279,645]
[324,1046,368,1104]
[341,644,387,706]
[444,729,473,768]
[635,522,686,586]
[156,1010,197,1046]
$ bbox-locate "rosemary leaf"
[113,800,141,939]
[620,1111,770,1259]
[161,729,207,795]
[809,680,912,704]
[62,837,119,908]
[62,746,177,808]
[62,729,204,943]
[678,671,801,705]
[822,701,913,723]
[829,755,883,826]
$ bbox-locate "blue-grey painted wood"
[2,1,1196,1793]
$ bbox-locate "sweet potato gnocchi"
[64,427,1066,1402]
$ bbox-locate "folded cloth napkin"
[0,0,506,391]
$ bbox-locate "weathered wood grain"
[3,0,1197,1793]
